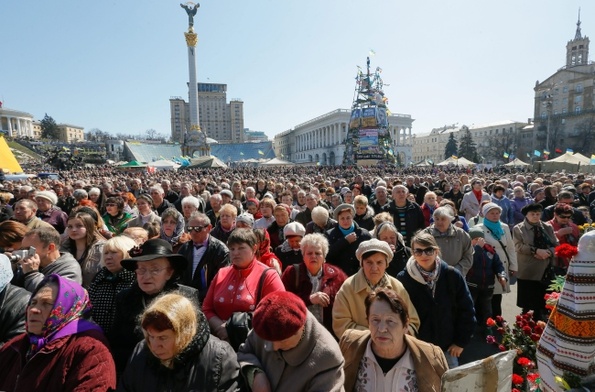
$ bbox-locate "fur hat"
[468,226,485,239]
[252,291,307,342]
[283,222,306,237]
[355,238,394,264]
[333,203,355,219]
[35,190,58,205]
[521,203,543,216]
[482,202,502,217]
[121,238,187,273]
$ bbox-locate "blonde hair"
[141,293,198,358]
[103,235,137,262]
[354,195,368,206]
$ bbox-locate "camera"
[8,247,36,264]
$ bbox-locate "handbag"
[540,263,556,287]
[226,268,273,351]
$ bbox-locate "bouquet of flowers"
[486,312,545,391]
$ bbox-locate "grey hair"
[300,233,329,258]
[311,206,329,226]
[433,206,454,220]
[181,196,200,208]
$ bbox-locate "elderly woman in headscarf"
[332,239,420,340]
[0,274,116,391]
[118,293,241,392]
[159,207,189,253]
[0,254,30,347]
[537,230,595,392]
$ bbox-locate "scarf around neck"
[339,223,355,236]
[483,218,504,240]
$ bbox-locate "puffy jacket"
[0,284,30,347]
[109,281,198,374]
[118,312,241,392]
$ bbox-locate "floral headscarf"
[0,254,13,293]
[27,274,101,359]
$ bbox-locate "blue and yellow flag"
[591,154,595,165]
[566,148,574,154]
[534,150,541,157]
[503,152,509,159]
[258,150,264,156]
[451,155,458,159]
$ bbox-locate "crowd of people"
[0,164,593,391]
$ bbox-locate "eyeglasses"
[412,247,436,256]
[186,225,206,233]
[558,215,572,219]
[105,203,117,207]
[135,267,168,276]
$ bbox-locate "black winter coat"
[109,281,198,374]
[118,312,241,392]
[397,260,476,350]
[0,284,30,347]
[325,223,371,276]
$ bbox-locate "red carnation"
[522,325,532,335]
[527,373,540,383]
[512,389,521,392]
[498,344,507,352]
[531,333,541,342]
[512,374,524,385]
[555,243,578,259]
[518,357,532,367]
[495,315,504,323]
[486,318,496,327]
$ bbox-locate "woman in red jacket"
[0,274,116,391]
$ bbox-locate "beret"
[220,189,233,198]
[355,238,394,264]
[283,222,306,237]
[35,190,58,205]
[252,291,307,342]
[333,203,355,219]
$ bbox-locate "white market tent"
[504,158,530,167]
[436,156,476,167]
[539,152,592,172]
[147,159,181,171]
[259,157,295,166]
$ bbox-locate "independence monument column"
[180,2,210,157]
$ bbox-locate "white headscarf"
[0,254,14,292]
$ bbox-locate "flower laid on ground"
[486,311,545,391]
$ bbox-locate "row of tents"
[415,153,595,173]
[112,156,296,171]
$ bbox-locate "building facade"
[0,108,35,138]
[412,120,529,165]
[56,124,84,143]
[274,109,414,165]
[533,15,595,156]
[170,83,245,144]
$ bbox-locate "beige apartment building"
[170,82,244,144]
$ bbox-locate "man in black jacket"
[386,185,425,246]
[178,212,229,301]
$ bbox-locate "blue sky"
[0,1,589,139]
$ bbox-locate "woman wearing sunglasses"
[547,202,578,274]
[397,232,475,369]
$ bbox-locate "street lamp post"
[545,95,553,154]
